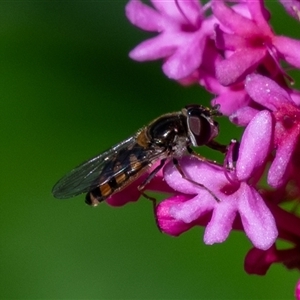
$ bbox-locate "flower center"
[250,35,271,48]
[282,114,295,129]
[276,104,300,131]
[220,182,240,195]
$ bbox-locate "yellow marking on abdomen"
[130,161,142,172]
[100,183,112,197]
[129,153,143,174]
[115,173,127,185]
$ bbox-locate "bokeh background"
[1,1,300,299]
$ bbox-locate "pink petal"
[290,89,300,106]
[238,183,278,250]
[162,34,204,79]
[268,129,298,188]
[145,174,175,194]
[245,74,293,110]
[244,246,277,275]
[106,180,142,206]
[213,88,249,116]
[156,195,194,236]
[163,159,202,195]
[170,194,215,223]
[216,48,265,86]
[129,34,178,61]
[236,110,273,181]
[125,0,163,32]
[215,25,248,50]
[163,156,225,194]
[247,0,271,31]
[204,199,237,244]
[151,0,203,26]
[212,0,262,37]
[273,36,300,69]
[229,106,260,126]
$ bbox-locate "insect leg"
[138,158,167,191]
[223,139,240,171]
[188,139,239,171]
[173,158,220,202]
[207,139,240,163]
[187,146,222,167]
[206,140,227,153]
[138,159,167,232]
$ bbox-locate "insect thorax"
[146,113,189,154]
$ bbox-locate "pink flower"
[122,0,300,295]
[125,0,218,80]
[244,245,278,276]
[212,0,300,86]
[245,234,300,275]
[193,40,252,116]
[157,110,277,250]
[245,73,300,188]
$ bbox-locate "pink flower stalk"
[123,0,300,295]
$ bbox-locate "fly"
[52,104,229,205]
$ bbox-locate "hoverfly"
[52,104,228,206]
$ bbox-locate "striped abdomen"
[85,142,152,206]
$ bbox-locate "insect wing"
[52,136,137,199]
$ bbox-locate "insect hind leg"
[138,159,167,231]
[173,158,220,202]
[138,159,166,191]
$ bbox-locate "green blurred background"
[1,1,299,299]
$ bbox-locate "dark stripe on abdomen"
[85,172,130,206]
[85,142,152,206]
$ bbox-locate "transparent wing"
[52,136,137,199]
[52,135,166,199]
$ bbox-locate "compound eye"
[188,113,211,146]
[184,105,219,146]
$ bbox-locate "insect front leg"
[206,139,228,153]
[207,139,239,171]
[207,139,240,161]
[173,158,221,202]
[188,139,240,171]
[187,146,222,167]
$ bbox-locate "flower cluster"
[112,0,300,297]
